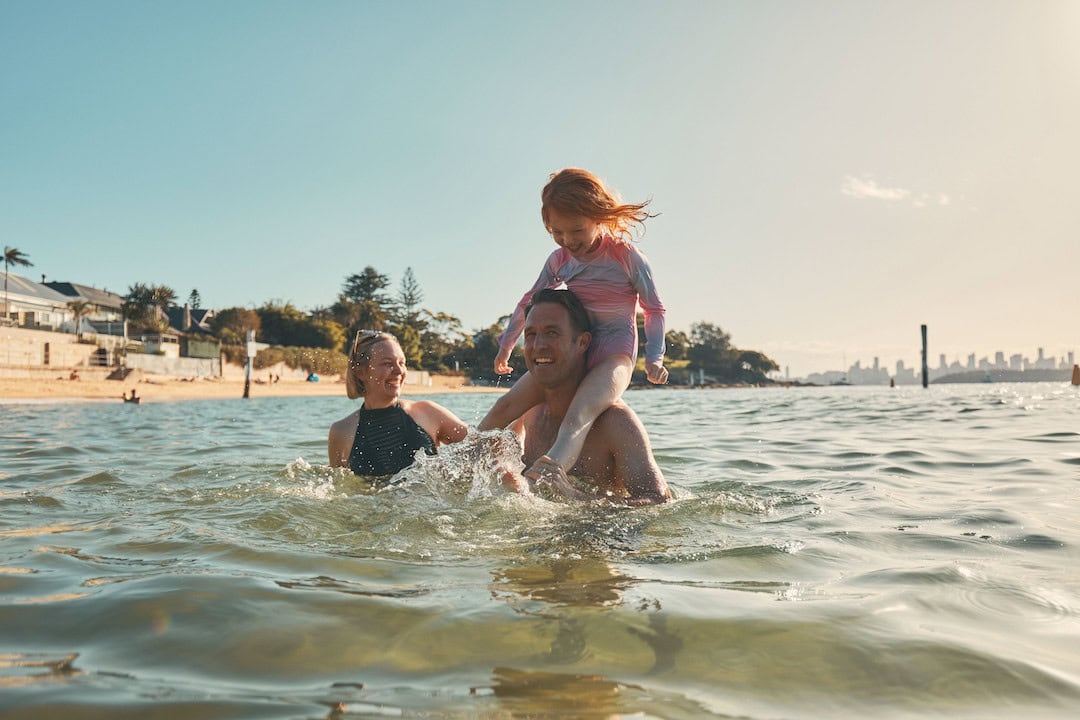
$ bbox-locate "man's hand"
[645,360,668,384]
[469,431,526,491]
[525,455,593,501]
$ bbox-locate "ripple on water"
[69,471,127,488]
[275,575,433,600]
[821,527,983,557]
[0,493,62,510]
[882,449,932,459]
[956,577,1080,624]
[24,444,92,460]
[999,534,1068,551]
[878,465,927,476]
[1019,431,1080,444]
[850,563,977,588]
[721,458,777,473]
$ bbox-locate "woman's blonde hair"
[540,168,655,243]
[345,330,398,399]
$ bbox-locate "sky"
[3,0,1078,377]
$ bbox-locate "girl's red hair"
[540,168,655,243]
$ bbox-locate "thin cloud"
[841,175,910,201]
[913,192,953,208]
[841,175,952,209]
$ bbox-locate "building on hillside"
[139,331,182,359]
[166,304,220,359]
[166,304,215,334]
[2,273,72,330]
[45,280,126,336]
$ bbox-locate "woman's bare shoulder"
[400,398,449,416]
[329,409,361,436]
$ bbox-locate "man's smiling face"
[522,301,590,386]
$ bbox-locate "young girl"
[478,168,667,479]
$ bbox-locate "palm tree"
[67,299,93,342]
[123,283,176,333]
[150,284,177,315]
[149,285,177,333]
[3,246,33,320]
[123,283,154,330]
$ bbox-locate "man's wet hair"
[526,288,592,336]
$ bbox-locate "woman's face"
[358,340,407,399]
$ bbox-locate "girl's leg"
[534,354,633,473]
[477,371,545,431]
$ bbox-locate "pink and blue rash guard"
[499,234,666,369]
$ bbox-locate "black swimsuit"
[348,403,436,477]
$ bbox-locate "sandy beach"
[0,371,503,403]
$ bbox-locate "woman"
[329,330,468,476]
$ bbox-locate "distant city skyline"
[800,347,1077,385]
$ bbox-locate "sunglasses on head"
[351,329,387,356]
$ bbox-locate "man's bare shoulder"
[592,400,645,433]
[585,402,652,453]
[590,399,669,504]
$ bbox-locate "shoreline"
[0,373,504,404]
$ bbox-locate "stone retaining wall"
[0,327,100,368]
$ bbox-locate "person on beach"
[329,330,468,477]
[506,288,670,506]
[478,168,668,482]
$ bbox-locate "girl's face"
[546,208,603,258]
[358,340,407,401]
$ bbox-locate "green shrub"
[254,346,348,376]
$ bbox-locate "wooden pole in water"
[243,329,253,399]
[1072,364,1079,386]
[921,324,929,389]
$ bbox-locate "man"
[508,288,671,506]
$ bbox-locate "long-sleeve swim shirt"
[498,235,666,364]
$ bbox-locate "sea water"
[1,383,1079,719]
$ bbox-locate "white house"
[46,281,126,336]
[2,273,72,330]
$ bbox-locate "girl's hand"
[494,347,513,375]
[646,361,669,385]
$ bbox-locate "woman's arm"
[328,413,359,467]
[408,400,468,446]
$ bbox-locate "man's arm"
[603,405,670,505]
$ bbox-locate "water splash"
[279,457,347,499]
[407,429,527,502]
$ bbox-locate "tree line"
[120,265,779,384]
